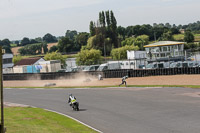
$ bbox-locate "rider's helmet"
[125,75,128,78]
[69,94,72,97]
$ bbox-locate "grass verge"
[3,107,98,133]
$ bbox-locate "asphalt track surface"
[4,87,200,133]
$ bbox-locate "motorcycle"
[71,102,79,111]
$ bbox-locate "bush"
[76,49,102,65]
[13,55,23,65]
[111,45,139,60]
[44,52,66,66]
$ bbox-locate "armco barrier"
[3,71,103,81]
[3,67,200,80]
[103,67,200,78]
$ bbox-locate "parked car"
[138,65,145,69]
[82,65,100,71]
[146,62,165,69]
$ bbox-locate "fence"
[3,71,103,81]
[104,67,200,78]
[3,67,200,80]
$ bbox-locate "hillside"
[173,34,200,42]
[11,42,58,55]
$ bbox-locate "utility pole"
[0,46,5,133]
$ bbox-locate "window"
[161,53,165,57]
[159,47,162,52]
[145,48,149,53]
[163,46,168,52]
[3,58,12,64]
[168,46,171,51]
[175,51,179,56]
[178,45,182,50]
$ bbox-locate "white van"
[97,63,121,71]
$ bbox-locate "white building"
[13,57,45,73]
[3,53,14,73]
[144,41,185,63]
[65,58,77,72]
[39,60,61,73]
[126,50,147,69]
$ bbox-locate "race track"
[5,87,200,133]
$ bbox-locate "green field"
[3,107,97,133]
[173,33,200,41]
[194,34,200,41]
[173,34,184,41]
[10,44,18,47]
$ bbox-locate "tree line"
[2,10,200,66]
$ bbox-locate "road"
[4,87,200,133]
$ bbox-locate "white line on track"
[44,109,103,133]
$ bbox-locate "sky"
[0,0,200,40]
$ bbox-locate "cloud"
[0,0,104,19]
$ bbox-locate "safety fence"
[3,71,103,81]
[103,67,200,78]
[3,67,200,80]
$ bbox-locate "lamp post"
[0,46,5,133]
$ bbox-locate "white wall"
[127,50,146,59]
[39,60,61,72]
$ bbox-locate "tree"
[111,45,139,60]
[18,43,43,55]
[184,30,194,43]
[44,51,66,66]
[76,49,102,65]
[110,10,118,48]
[0,39,12,53]
[89,21,95,36]
[42,43,48,54]
[1,39,11,47]
[65,30,77,40]
[160,31,174,41]
[134,35,149,50]
[49,45,58,53]
[117,26,126,39]
[99,11,105,27]
[43,33,57,43]
[14,40,19,46]
[30,39,38,44]
[75,32,89,50]
[57,36,73,53]
[88,10,118,56]
[12,55,23,65]
[3,45,12,53]
[86,34,105,53]
[21,37,30,46]
[35,37,43,42]
[121,37,135,46]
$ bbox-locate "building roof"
[3,53,13,59]
[144,41,184,48]
[15,57,43,66]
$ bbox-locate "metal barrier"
[3,67,200,80]
[104,67,200,78]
